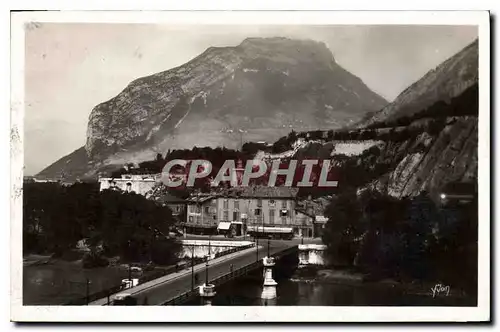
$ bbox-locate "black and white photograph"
[10,10,490,322]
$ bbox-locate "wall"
[187,199,218,228]
[295,211,314,237]
[99,177,156,196]
[298,244,328,266]
[179,240,254,259]
[216,197,297,227]
[186,196,316,236]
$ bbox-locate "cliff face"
[38,37,387,180]
[357,39,478,128]
[259,41,479,197]
[363,117,477,197]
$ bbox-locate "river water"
[23,260,137,305]
[24,259,475,306]
[184,268,476,306]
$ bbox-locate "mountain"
[356,39,478,128]
[37,37,387,180]
[256,40,478,198]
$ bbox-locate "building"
[185,186,317,238]
[154,192,187,220]
[98,174,159,196]
[24,176,60,184]
[295,196,330,238]
[438,182,476,206]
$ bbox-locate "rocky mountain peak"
[40,37,387,180]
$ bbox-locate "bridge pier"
[261,256,277,300]
[199,283,216,306]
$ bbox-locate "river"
[183,268,476,306]
[23,258,139,305]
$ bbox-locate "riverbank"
[23,253,170,305]
[290,267,474,301]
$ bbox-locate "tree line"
[23,182,181,267]
[322,189,478,298]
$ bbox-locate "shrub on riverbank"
[82,251,109,269]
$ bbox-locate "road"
[90,239,296,306]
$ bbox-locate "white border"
[10,10,490,322]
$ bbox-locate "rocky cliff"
[356,39,478,128]
[258,38,479,197]
[38,37,387,180]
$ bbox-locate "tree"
[23,182,181,267]
[322,188,364,266]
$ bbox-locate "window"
[213,215,216,220]
[204,206,210,214]
[269,209,275,224]
[280,209,289,217]
[257,199,262,207]
[223,211,229,221]
[281,200,287,208]
[223,199,229,209]
[233,211,240,221]
[126,183,132,192]
[269,199,275,207]
[234,200,239,210]
[189,216,194,223]
[255,208,261,216]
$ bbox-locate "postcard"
[10,10,490,322]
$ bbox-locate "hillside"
[259,81,478,198]
[38,37,387,180]
[356,39,478,128]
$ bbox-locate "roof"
[145,183,187,203]
[217,221,232,230]
[186,194,218,204]
[295,197,330,217]
[155,192,187,204]
[222,186,299,199]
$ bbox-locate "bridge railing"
[114,244,297,306]
[71,243,257,306]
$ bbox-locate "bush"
[82,251,109,269]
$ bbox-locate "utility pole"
[267,238,270,257]
[205,257,209,286]
[127,240,132,285]
[256,234,259,262]
[191,245,194,291]
[85,278,90,305]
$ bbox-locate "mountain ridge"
[38,37,387,180]
[356,39,478,128]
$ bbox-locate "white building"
[98,174,159,196]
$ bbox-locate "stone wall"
[298,244,328,266]
[179,240,254,259]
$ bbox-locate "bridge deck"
[90,240,296,306]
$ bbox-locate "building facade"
[98,174,158,196]
[185,187,315,237]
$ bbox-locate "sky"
[24,24,478,175]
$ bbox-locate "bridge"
[90,239,298,306]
